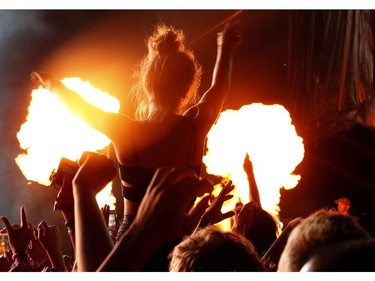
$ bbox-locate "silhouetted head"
[169,225,265,272]
[301,238,375,272]
[278,209,371,272]
[130,23,202,121]
[244,207,278,257]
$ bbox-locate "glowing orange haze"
[16,79,304,223]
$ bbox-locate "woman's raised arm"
[184,22,241,132]
[30,71,128,142]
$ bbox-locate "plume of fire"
[16,78,120,209]
[203,103,305,229]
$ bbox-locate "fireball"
[203,103,304,228]
[16,78,120,208]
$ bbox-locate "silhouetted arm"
[195,180,235,231]
[261,217,303,271]
[0,207,33,272]
[243,153,262,207]
[30,71,128,142]
[184,22,241,132]
[72,152,117,272]
[37,221,67,272]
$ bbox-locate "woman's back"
[117,115,204,204]
[117,116,203,170]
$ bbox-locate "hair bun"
[149,24,185,57]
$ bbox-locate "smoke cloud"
[0,10,103,256]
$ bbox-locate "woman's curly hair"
[129,23,202,121]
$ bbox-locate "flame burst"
[16,78,120,208]
[203,103,304,226]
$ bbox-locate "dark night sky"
[0,10,374,256]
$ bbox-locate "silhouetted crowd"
[1,151,374,272]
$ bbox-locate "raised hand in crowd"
[98,167,212,271]
[26,226,51,270]
[37,220,67,272]
[0,206,32,271]
[0,251,12,272]
[73,151,116,271]
[30,71,56,89]
[101,204,119,245]
[4,250,13,265]
[63,254,74,272]
[101,204,110,227]
[50,158,79,252]
[232,201,258,236]
[243,153,261,207]
[240,152,281,257]
[195,180,235,231]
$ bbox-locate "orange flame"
[16,78,120,208]
[203,103,304,227]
